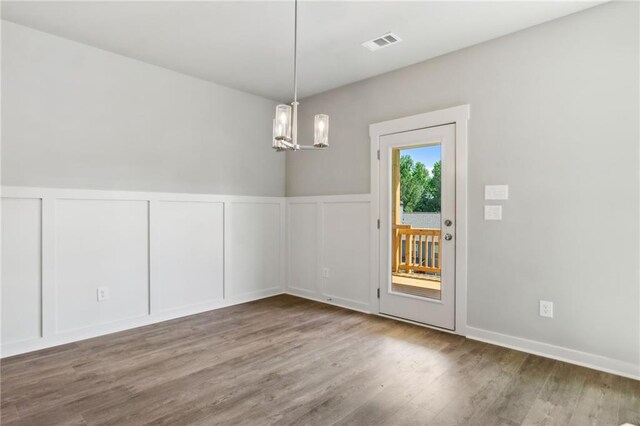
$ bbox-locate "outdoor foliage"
[399,155,440,213]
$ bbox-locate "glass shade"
[272,119,280,149]
[314,114,329,147]
[274,104,292,140]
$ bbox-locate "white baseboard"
[283,289,639,380]
[467,326,639,380]
[6,289,637,383]
[285,288,373,315]
[1,289,284,358]
[280,290,640,380]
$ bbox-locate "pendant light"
[272,0,329,151]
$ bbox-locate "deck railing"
[393,225,441,274]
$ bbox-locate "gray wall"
[2,21,284,196]
[287,2,639,366]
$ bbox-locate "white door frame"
[369,105,470,336]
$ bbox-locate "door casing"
[369,105,470,336]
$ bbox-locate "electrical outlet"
[97,287,109,302]
[322,268,329,278]
[539,300,553,318]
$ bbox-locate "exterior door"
[379,124,456,329]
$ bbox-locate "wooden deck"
[392,272,441,299]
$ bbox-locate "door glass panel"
[391,144,442,300]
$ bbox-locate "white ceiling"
[2,1,603,101]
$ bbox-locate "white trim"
[6,184,637,381]
[279,200,288,293]
[285,194,374,312]
[285,201,316,296]
[286,193,371,204]
[1,186,283,204]
[2,288,283,358]
[285,287,372,315]
[41,197,56,338]
[148,199,160,315]
[223,201,232,301]
[1,186,286,358]
[467,326,639,380]
[369,105,470,335]
[369,105,469,137]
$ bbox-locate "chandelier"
[272,0,329,151]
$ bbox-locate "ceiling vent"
[362,32,402,52]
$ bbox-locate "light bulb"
[272,119,280,149]
[314,114,329,147]
[274,104,292,140]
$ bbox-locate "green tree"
[399,155,429,212]
[416,160,441,212]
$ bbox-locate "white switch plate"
[322,268,329,278]
[484,205,502,221]
[539,300,553,318]
[97,286,109,301]
[485,185,509,200]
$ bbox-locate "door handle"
[444,233,453,241]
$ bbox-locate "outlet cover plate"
[539,300,553,318]
[97,286,109,302]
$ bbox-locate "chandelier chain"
[293,0,298,103]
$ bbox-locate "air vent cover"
[362,32,402,51]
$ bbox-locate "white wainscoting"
[287,202,319,296]
[5,188,633,380]
[154,201,224,313]
[0,187,286,357]
[56,199,150,333]
[1,198,42,344]
[286,194,373,313]
[226,202,284,299]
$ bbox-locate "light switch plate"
[485,185,509,200]
[484,205,502,221]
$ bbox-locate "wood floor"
[1,295,638,426]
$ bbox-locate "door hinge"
[377,288,380,298]
[377,150,380,160]
[377,219,380,229]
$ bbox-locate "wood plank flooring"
[1,295,638,425]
